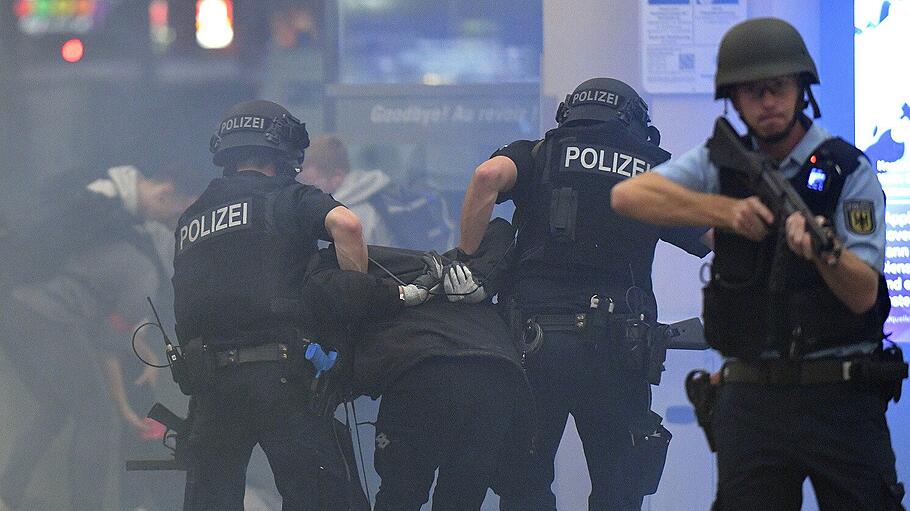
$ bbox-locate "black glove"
[413,252,444,290]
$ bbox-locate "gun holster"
[584,302,651,377]
[647,325,671,385]
[685,369,718,452]
[631,410,672,496]
[869,344,908,403]
[173,338,215,396]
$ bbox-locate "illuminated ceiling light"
[15,0,101,35]
[149,0,175,50]
[422,73,445,86]
[195,0,233,49]
[346,0,393,11]
[149,0,168,27]
[13,0,31,18]
[61,37,85,62]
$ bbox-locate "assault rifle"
[648,318,708,385]
[706,116,840,259]
[125,402,190,471]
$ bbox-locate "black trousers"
[712,381,905,510]
[498,330,651,511]
[373,356,521,511]
[182,361,356,511]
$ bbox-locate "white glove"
[444,263,487,304]
[400,284,429,307]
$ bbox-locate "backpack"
[370,183,455,252]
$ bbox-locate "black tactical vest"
[704,136,889,359]
[515,121,671,303]
[172,173,314,344]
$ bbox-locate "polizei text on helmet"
[220,116,266,135]
[571,89,620,107]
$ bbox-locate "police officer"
[172,100,379,510]
[612,17,906,510]
[457,78,708,510]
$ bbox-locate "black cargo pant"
[183,360,356,511]
[373,356,522,511]
[712,381,905,510]
[498,330,651,511]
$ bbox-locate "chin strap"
[805,86,821,119]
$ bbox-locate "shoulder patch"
[844,200,875,234]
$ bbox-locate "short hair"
[304,134,350,177]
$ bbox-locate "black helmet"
[556,78,658,143]
[715,17,819,100]
[209,100,310,167]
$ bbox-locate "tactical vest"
[172,173,314,344]
[515,120,671,298]
[704,136,889,359]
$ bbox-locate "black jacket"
[301,219,535,487]
[303,218,524,398]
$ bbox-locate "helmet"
[715,17,819,100]
[209,100,310,167]
[556,78,658,143]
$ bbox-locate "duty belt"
[215,342,290,367]
[532,312,589,332]
[721,357,908,386]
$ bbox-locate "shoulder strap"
[810,137,866,177]
[530,140,545,161]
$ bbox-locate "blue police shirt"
[654,121,886,273]
[657,121,886,358]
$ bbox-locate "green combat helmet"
[715,17,820,117]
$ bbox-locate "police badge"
[844,200,875,234]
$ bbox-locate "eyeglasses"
[735,76,799,100]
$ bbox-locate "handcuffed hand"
[400,252,445,306]
[444,262,487,303]
[413,252,444,290]
[400,284,429,306]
